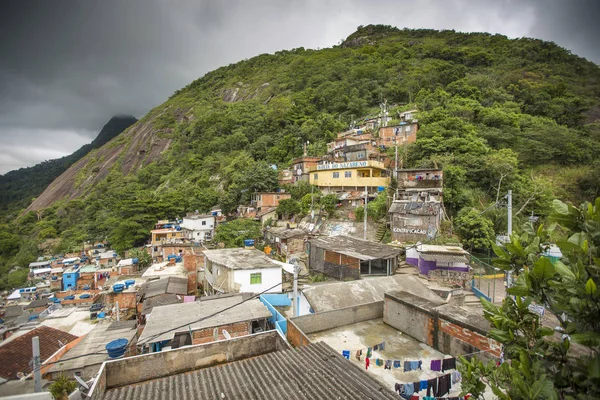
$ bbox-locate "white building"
[180,213,215,242]
[203,248,282,295]
[29,260,51,271]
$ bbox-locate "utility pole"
[310,185,314,221]
[116,301,120,322]
[506,189,513,290]
[292,258,300,317]
[364,186,368,240]
[32,336,42,392]
[507,190,512,237]
[394,139,399,181]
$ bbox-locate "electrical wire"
[29,272,306,373]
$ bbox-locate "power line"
[30,273,305,373]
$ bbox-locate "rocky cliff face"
[26,115,173,212]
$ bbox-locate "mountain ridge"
[3,24,600,255]
[0,115,137,215]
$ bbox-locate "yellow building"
[151,228,185,245]
[309,160,390,194]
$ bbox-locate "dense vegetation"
[1,25,600,290]
[460,198,600,400]
[0,116,137,215]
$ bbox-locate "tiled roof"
[0,326,78,380]
[100,342,398,400]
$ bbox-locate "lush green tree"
[214,219,262,248]
[460,198,600,399]
[320,194,338,217]
[128,247,152,269]
[276,199,301,219]
[454,207,495,250]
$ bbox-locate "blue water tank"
[28,314,39,321]
[79,294,91,299]
[377,186,385,192]
[113,284,125,293]
[124,279,135,288]
[64,295,75,300]
[244,239,255,247]
[98,312,105,319]
[53,298,61,303]
[106,338,128,359]
[83,284,90,290]
[167,254,177,260]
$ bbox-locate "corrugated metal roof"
[141,293,181,315]
[137,297,271,345]
[138,277,188,300]
[308,235,402,261]
[99,342,398,400]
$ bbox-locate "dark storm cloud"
[0,0,598,173]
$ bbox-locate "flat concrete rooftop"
[308,318,463,397]
[202,248,280,270]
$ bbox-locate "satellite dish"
[74,374,89,390]
[222,329,231,340]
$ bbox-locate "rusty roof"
[0,326,78,380]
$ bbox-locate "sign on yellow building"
[309,160,390,193]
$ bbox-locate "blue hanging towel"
[404,360,412,372]
[400,383,414,399]
[393,360,401,369]
[342,350,350,359]
[378,341,385,351]
[420,380,428,390]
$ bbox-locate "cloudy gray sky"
[1,0,598,174]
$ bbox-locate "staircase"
[375,224,387,242]
[464,292,483,305]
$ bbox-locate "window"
[250,272,262,284]
[405,126,411,132]
[314,173,318,180]
[344,171,352,178]
[202,221,206,226]
[333,172,340,178]
[357,153,364,159]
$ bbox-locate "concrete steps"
[464,292,482,305]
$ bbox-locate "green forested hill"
[1,25,600,287]
[0,115,137,216]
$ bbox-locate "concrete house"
[203,248,282,295]
[95,250,119,268]
[307,235,402,280]
[28,260,51,272]
[180,213,216,242]
[290,156,321,183]
[264,227,307,257]
[250,192,291,209]
[389,168,443,243]
[137,295,271,351]
[309,160,390,195]
[406,244,472,286]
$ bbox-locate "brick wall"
[384,292,501,362]
[105,292,137,309]
[437,318,501,360]
[287,319,311,347]
[55,290,101,306]
[322,250,360,280]
[187,273,197,295]
[183,251,196,272]
[191,322,250,345]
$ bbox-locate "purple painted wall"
[418,258,436,275]
[417,256,470,275]
[406,257,419,267]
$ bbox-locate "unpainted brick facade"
[191,322,250,345]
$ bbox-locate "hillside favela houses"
[389,168,444,243]
[0,106,491,399]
